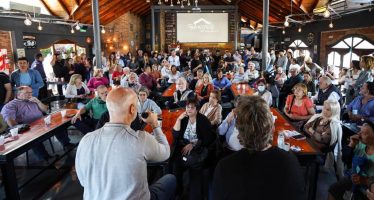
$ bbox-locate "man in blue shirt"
[10,57,44,98]
[213,68,232,95]
[347,82,374,123]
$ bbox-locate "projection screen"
[177,13,228,43]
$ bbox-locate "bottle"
[277,133,285,149]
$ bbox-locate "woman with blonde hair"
[304,99,343,176]
[352,55,374,96]
[87,68,109,92]
[65,74,90,98]
[195,73,214,105]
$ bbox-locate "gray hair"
[320,75,332,86]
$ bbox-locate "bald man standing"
[75,87,176,200]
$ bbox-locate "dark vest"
[316,85,342,106]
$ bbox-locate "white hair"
[324,99,341,121]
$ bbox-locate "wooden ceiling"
[40,0,321,25]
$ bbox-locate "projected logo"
[187,18,217,33]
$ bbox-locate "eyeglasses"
[139,93,147,96]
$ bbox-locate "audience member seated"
[195,73,214,105]
[199,90,222,126]
[71,85,108,135]
[137,86,162,115]
[65,74,90,101]
[189,69,203,91]
[181,66,194,84]
[213,68,232,96]
[279,66,303,110]
[328,121,374,200]
[76,87,176,200]
[325,65,338,80]
[284,83,315,130]
[254,79,272,106]
[0,114,7,133]
[212,95,305,200]
[218,96,243,155]
[111,65,124,85]
[1,86,71,160]
[167,77,194,109]
[347,82,374,123]
[87,68,109,92]
[303,71,316,96]
[232,66,248,84]
[10,57,44,98]
[139,65,159,92]
[338,67,348,86]
[160,60,171,79]
[274,67,287,88]
[246,62,259,83]
[172,97,215,199]
[352,55,374,98]
[314,76,342,111]
[167,65,181,85]
[121,72,142,93]
[304,99,342,153]
[289,58,301,73]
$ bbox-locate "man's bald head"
[106,87,138,124]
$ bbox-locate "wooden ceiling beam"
[98,0,145,24]
[241,0,281,22]
[57,0,71,15]
[71,0,90,18]
[39,0,59,16]
[239,7,263,23]
[78,0,120,23]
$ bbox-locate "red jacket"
[195,83,214,99]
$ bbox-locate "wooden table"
[230,83,255,97]
[271,108,320,200]
[144,108,184,145]
[162,83,176,98]
[0,109,77,200]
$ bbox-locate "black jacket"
[173,112,215,150]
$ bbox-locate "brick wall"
[0,30,14,73]
[320,26,374,66]
[103,12,143,55]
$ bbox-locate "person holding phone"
[328,121,374,200]
[76,87,176,200]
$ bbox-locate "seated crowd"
[0,48,374,200]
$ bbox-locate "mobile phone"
[291,134,306,140]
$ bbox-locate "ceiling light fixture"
[75,22,81,30]
[329,18,334,28]
[298,27,302,32]
[282,29,285,34]
[284,17,289,27]
[323,8,331,18]
[37,21,43,31]
[101,26,106,34]
[71,26,75,34]
[24,14,32,26]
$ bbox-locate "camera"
[141,112,149,119]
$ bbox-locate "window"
[343,52,359,68]
[327,51,341,67]
[328,36,374,67]
[289,40,308,48]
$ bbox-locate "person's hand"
[349,134,360,148]
[367,189,374,200]
[141,111,159,128]
[351,174,366,185]
[71,114,81,124]
[177,111,188,121]
[227,110,236,124]
[29,97,41,104]
[69,71,75,74]
[182,143,193,156]
[308,127,315,135]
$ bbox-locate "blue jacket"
[213,77,231,90]
[10,69,44,97]
[218,113,236,143]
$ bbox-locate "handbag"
[182,146,208,170]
